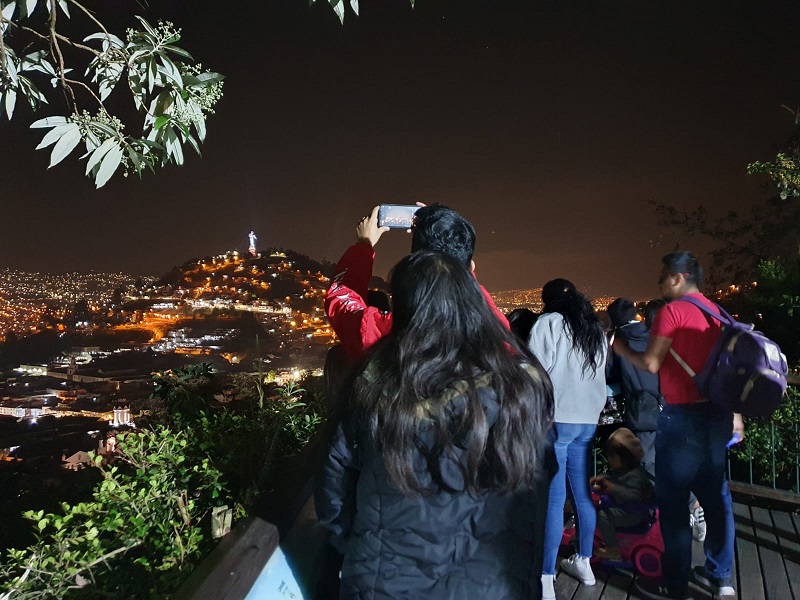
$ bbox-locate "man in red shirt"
[613,251,742,600]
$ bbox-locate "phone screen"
[378,205,419,229]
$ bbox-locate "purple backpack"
[669,296,788,418]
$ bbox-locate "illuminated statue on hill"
[249,231,257,257]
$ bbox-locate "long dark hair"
[352,252,553,496]
[541,278,605,375]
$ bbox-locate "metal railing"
[593,386,800,495]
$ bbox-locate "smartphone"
[378,204,419,229]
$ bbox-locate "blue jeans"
[542,422,597,574]
[655,403,735,593]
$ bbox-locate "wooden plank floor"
[553,502,800,600]
[286,499,799,599]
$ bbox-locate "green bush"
[0,427,230,598]
[0,365,327,598]
[731,385,800,491]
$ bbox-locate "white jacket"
[528,312,607,424]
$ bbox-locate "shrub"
[0,427,231,598]
[730,385,800,491]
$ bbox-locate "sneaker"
[690,505,707,542]
[691,566,737,599]
[541,574,555,600]
[559,554,595,586]
[635,578,694,600]
[593,545,622,560]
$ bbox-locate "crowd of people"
[315,204,742,600]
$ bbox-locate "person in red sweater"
[325,204,508,362]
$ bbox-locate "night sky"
[2,0,800,300]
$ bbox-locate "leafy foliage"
[309,0,415,24]
[0,427,230,598]
[0,0,222,187]
[650,197,800,290]
[747,106,800,200]
[1,0,417,186]
[731,384,800,491]
[719,259,800,361]
[0,365,327,598]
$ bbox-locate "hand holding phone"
[378,204,420,229]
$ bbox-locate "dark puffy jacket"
[315,374,546,600]
[607,322,662,419]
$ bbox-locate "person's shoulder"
[620,321,647,338]
[531,312,562,336]
[666,294,719,320]
[537,312,562,327]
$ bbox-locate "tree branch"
[8,20,100,56]
[48,0,76,111]
[0,17,9,83]
[66,0,111,39]
[63,77,104,108]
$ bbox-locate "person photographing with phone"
[325,203,508,362]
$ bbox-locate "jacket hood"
[619,321,649,345]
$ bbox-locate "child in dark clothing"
[590,427,654,560]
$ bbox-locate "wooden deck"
[281,499,800,599]
[552,502,800,600]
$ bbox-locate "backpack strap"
[669,347,696,377]
[674,296,734,326]
[667,296,727,379]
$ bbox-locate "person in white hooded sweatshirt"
[528,278,607,600]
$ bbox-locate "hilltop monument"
[248,231,257,257]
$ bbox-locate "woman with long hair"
[316,251,554,600]
[528,278,607,599]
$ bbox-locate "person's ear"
[470,260,476,273]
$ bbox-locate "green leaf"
[35,123,76,149]
[49,124,82,167]
[194,111,206,142]
[5,53,19,85]
[158,57,183,88]
[332,0,345,23]
[154,115,169,129]
[4,90,16,120]
[30,115,68,128]
[163,45,193,61]
[350,0,358,16]
[95,143,123,188]
[83,32,125,49]
[148,57,157,93]
[184,132,201,156]
[134,15,158,38]
[1,2,16,24]
[194,72,225,85]
[126,145,143,177]
[56,0,68,17]
[38,518,48,531]
[25,0,37,19]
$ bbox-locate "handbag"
[622,389,663,432]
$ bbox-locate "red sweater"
[325,241,509,361]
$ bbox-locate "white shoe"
[541,574,556,600]
[560,554,596,586]
[691,505,707,542]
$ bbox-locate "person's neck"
[679,285,700,297]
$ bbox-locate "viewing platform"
[178,480,800,600]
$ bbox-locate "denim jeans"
[655,403,735,593]
[542,422,597,574]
